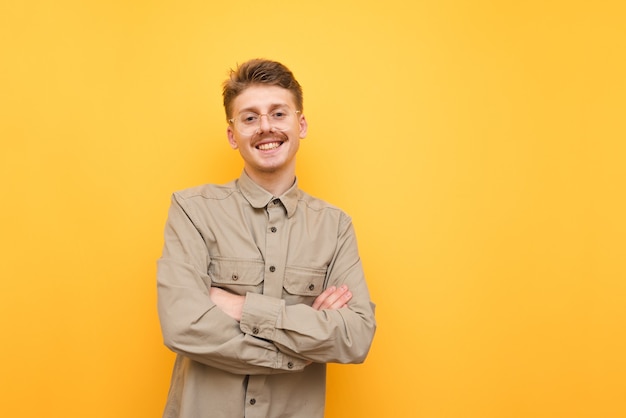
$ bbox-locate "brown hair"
[222,59,303,121]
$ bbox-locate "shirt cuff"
[240,292,283,341]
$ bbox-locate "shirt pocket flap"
[209,258,264,286]
[284,267,327,296]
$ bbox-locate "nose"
[258,114,272,132]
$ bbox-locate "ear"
[298,114,308,139]
[227,125,238,149]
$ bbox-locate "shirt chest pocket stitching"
[283,266,327,297]
[208,257,264,286]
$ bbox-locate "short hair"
[222,59,303,121]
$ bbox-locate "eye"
[271,110,288,120]
[240,113,258,124]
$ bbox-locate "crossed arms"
[157,192,376,375]
[209,284,352,322]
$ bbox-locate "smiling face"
[227,84,307,183]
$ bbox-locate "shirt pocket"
[283,266,327,306]
[208,257,265,296]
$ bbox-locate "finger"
[328,290,352,310]
[319,286,350,310]
[312,286,336,310]
[317,287,343,310]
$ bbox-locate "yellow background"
[1,1,625,417]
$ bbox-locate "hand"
[311,285,352,311]
[209,287,245,322]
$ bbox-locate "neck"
[244,168,296,196]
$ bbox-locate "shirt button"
[270,226,277,233]
[287,362,294,369]
[250,398,256,405]
[232,273,239,281]
[269,266,276,272]
[308,284,315,291]
[252,327,259,335]
[273,199,280,205]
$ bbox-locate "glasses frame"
[228,108,301,135]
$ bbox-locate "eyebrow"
[237,103,291,114]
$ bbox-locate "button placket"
[263,199,288,298]
[244,374,267,416]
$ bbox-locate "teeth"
[257,142,281,150]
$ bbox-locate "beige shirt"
[157,171,376,418]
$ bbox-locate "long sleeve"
[239,213,376,364]
[157,194,309,375]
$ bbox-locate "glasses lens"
[235,108,296,135]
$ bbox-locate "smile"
[256,141,283,150]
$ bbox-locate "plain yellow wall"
[1,1,625,417]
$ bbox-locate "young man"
[157,59,376,418]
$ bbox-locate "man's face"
[227,85,307,179]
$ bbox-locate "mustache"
[253,130,288,142]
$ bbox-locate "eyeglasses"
[229,107,301,135]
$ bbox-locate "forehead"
[232,85,297,112]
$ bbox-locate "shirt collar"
[237,171,300,218]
